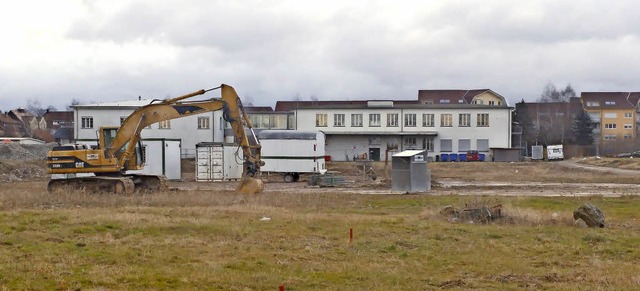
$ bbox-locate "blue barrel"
[450,153,458,162]
[479,154,486,161]
[441,154,449,162]
[458,153,467,162]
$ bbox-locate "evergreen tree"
[571,109,596,145]
[513,99,537,146]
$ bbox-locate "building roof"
[43,111,74,128]
[581,92,640,109]
[73,99,156,109]
[245,106,274,113]
[417,89,508,106]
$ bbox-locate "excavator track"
[48,176,135,195]
[127,174,169,192]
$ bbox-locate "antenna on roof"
[138,96,141,101]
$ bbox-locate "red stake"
[279,284,285,291]
[349,228,353,243]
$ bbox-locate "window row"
[603,123,634,130]
[80,116,212,130]
[315,113,490,128]
[395,137,489,152]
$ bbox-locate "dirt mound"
[0,143,55,161]
[0,160,48,182]
[0,143,52,181]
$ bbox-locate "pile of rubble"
[439,202,504,224]
[0,143,53,181]
[0,143,54,161]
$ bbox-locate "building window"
[351,114,363,127]
[440,139,452,152]
[81,117,93,129]
[387,113,399,127]
[624,124,633,129]
[334,114,345,127]
[477,113,489,127]
[423,137,434,151]
[489,101,495,105]
[404,114,417,127]
[441,114,452,127]
[120,116,127,125]
[473,100,484,105]
[624,134,632,140]
[423,114,434,127]
[158,120,171,129]
[624,112,633,118]
[405,137,417,147]
[605,101,616,105]
[604,113,618,118]
[459,139,471,152]
[587,101,600,107]
[198,117,210,129]
[316,113,327,127]
[604,123,617,129]
[477,139,489,152]
[270,115,288,129]
[439,99,450,104]
[369,114,381,127]
[459,114,471,127]
[604,135,617,140]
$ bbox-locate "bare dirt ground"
[174,158,640,197]
[2,151,639,197]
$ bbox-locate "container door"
[211,146,224,180]
[196,146,212,181]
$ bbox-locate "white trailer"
[258,130,326,183]
[546,145,564,161]
[195,143,244,181]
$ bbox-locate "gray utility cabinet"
[196,143,243,181]
[391,150,431,193]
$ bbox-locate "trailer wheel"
[283,174,295,183]
[293,173,300,182]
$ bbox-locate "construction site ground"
[3,155,640,197]
[172,158,640,197]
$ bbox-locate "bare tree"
[67,98,83,110]
[26,99,48,117]
[539,82,576,103]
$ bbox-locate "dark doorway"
[369,148,380,161]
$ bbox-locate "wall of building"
[293,106,511,161]
[74,107,224,158]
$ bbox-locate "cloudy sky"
[1,0,639,111]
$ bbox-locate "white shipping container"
[196,143,244,181]
[259,130,326,182]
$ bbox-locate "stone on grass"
[573,204,605,228]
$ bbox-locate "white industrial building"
[71,89,513,162]
[73,100,226,158]
[273,89,512,162]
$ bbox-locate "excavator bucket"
[237,176,264,194]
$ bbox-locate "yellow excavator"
[46,84,265,194]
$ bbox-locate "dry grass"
[1,159,640,289]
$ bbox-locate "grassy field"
[1,178,640,290]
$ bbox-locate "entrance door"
[369,148,381,161]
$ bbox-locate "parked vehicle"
[546,145,564,161]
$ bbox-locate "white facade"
[290,104,512,161]
[73,100,225,158]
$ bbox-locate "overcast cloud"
[1,0,640,111]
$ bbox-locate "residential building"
[515,97,583,145]
[581,92,640,153]
[0,113,27,137]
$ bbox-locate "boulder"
[573,204,605,228]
